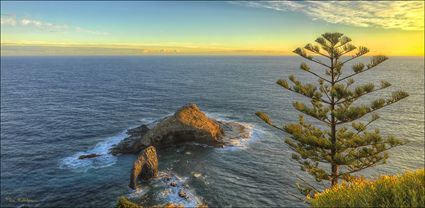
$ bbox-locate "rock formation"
[78,153,101,159]
[111,124,150,155]
[110,103,249,155]
[129,146,159,189]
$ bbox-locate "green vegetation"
[116,196,141,208]
[310,169,425,207]
[115,197,202,208]
[256,32,408,190]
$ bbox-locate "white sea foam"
[126,171,203,207]
[205,112,266,151]
[58,131,126,172]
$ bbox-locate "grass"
[309,169,425,207]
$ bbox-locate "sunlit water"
[1,56,423,207]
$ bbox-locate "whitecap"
[205,111,267,151]
[126,171,204,207]
[58,131,126,172]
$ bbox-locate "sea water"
[1,56,424,207]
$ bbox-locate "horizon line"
[1,54,424,57]
[2,42,423,56]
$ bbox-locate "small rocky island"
[110,103,251,207]
[110,103,250,155]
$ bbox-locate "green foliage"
[255,112,272,126]
[256,32,408,189]
[310,169,425,207]
[116,196,141,208]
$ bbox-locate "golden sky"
[1,1,424,56]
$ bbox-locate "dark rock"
[78,153,101,159]
[178,190,187,199]
[169,182,177,187]
[129,146,158,189]
[110,125,150,155]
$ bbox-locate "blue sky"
[1,1,424,55]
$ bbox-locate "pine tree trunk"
[330,55,339,187]
[331,164,339,186]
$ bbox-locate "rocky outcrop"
[143,103,223,147]
[78,153,101,159]
[110,103,249,155]
[111,124,151,155]
[129,146,158,189]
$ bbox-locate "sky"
[1,1,424,56]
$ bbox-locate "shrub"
[116,196,141,208]
[309,169,425,207]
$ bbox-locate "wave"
[127,171,204,207]
[205,112,267,151]
[58,131,126,172]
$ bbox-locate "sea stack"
[129,146,159,189]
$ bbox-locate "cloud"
[0,15,17,26]
[20,18,69,32]
[1,15,108,35]
[238,1,424,31]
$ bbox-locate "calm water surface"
[1,56,424,207]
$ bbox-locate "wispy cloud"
[1,14,109,35]
[0,14,17,26]
[19,18,69,32]
[237,1,424,31]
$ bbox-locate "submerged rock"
[129,146,159,189]
[110,103,249,155]
[78,153,101,159]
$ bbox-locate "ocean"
[1,56,424,207]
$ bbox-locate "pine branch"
[344,141,396,152]
[336,97,407,125]
[335,79,354,101]
[337,56,388,83]
[294,48,331,69]
[352,117,377,136]
[337,161,377,177]
[304,70,332,84]
[336,67,374,83]
[335,85,390,105]
[320,85,332,102]
[281,86,331,105]
[340,47,370,65]
[255,112,286,132]
[293,103,331,125]
[339,143,400,175]
[343,144,398,166]
[309,58,331,69]
[334,38,352,49]
[304,44,331,58]
[339,48,356,57]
